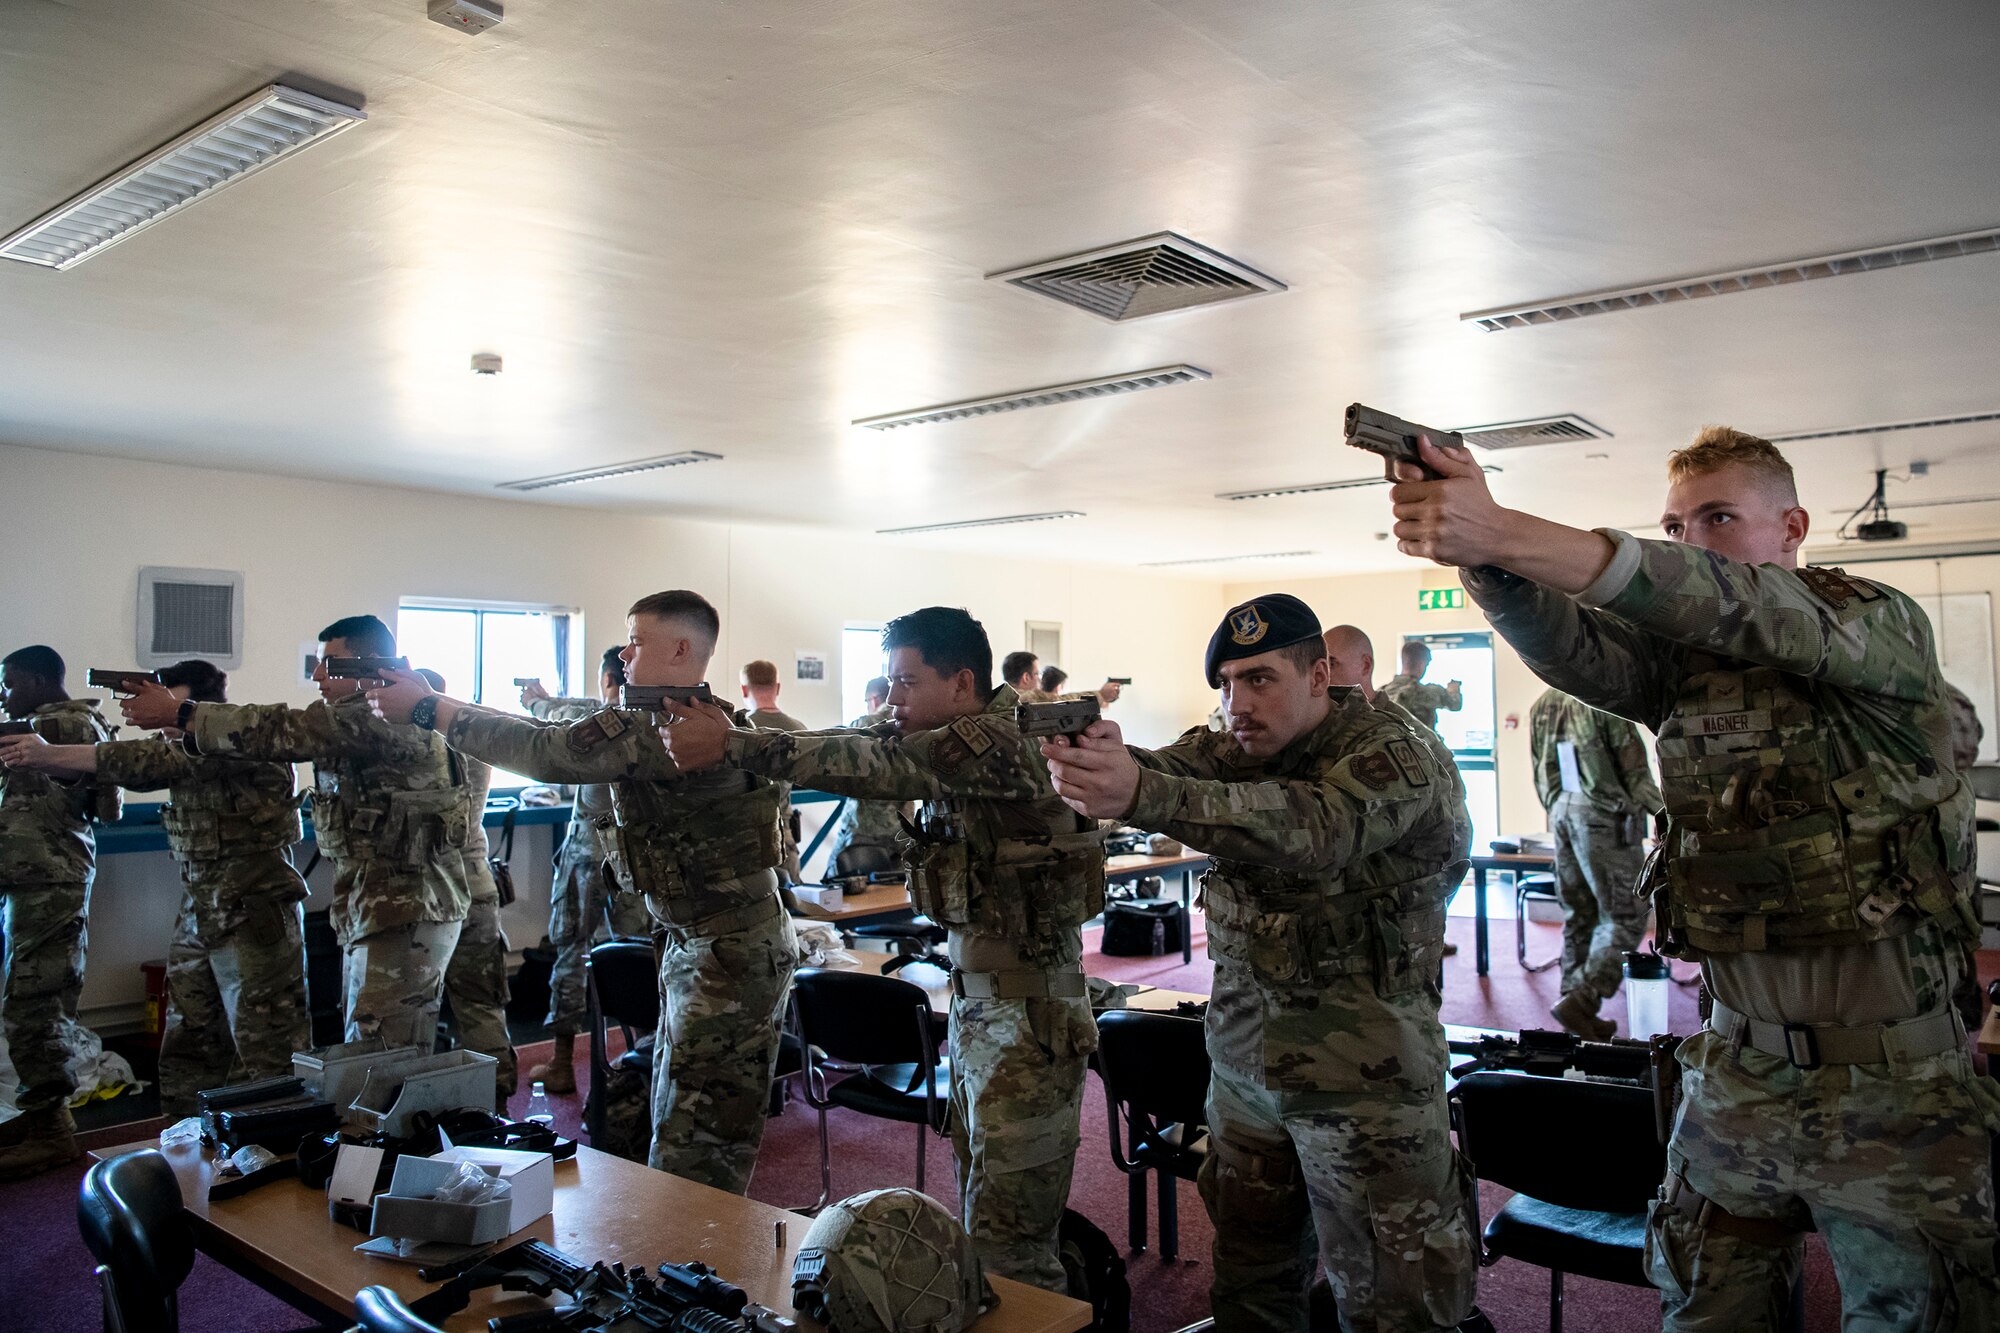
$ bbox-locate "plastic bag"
[429,1159,512,1207]
[223,1144,279,1177]
[793,920,860,969]
[160,1116,205,1146]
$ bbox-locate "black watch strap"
[175,699,197,732]
[411,696,440,732]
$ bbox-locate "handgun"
[1343,403,1464,481]
[322,656,409,681]
[620,683,715,712]
[512,677,540,687]
[87,669,162,695]
[1105,677,1133,685]
[1017,694,1101,738]
[0,720,37,738]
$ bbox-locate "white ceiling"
[5,0,2000,576]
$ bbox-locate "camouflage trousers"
[649,892,796,1192]
[1550,794,1647,1002]
[1200,1063,1478,1333]
[948,992,1094,1292]
[342,918,462,1050]
[546,836,649,1037]
[159,891,311,1115]
[1,879,90,1114]
[1647,1024,2000,1331]
[445,890,517,1096]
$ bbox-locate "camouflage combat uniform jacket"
[1529,689,1662,820]
[93,737,304,932]
[821,708,912,870]
[528,696,628,886]
[1129,687,1471,1095]
[186,694,470,946]
[0,700,120,884]
[1380,675,1458,732]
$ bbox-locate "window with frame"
[842,623,886,723]
[397,600,577,789]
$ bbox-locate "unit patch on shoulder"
[949,716,996,758]
[1350,750,1400,791]
[931,734,973,775]
[1798,566,1884,611]
[1385,736,1429,787]
[568,716,610,753]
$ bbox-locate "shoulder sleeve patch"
[948,716,996,758]
[1385,736,1429,787]
[930,733,974,775]
[568,715,614,753]
[1350,750,1400,791]
[1797,565,1884,612]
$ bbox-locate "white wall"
[0,442,1229,1025]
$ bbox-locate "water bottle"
[523,1079,555,1128]
[1624,950,1671,1041]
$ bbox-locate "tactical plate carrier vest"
[161,757,302,864]
[612,761,784,927]
[905,798,1105,968]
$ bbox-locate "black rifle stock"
[412,1238,795,1332]
[1343,403,1463,481]
[322,655,410,681]
[620,683,716,713]
[1451,1027,1683,1145]
[1016,694,1101,738]
[0,720,36,738]
[87,669,162,694]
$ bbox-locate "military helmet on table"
[793,1187,993,1332]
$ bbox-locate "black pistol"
[87,669,163,695]
[620,683,716,713]
[322,656,410,682]
[1016,694,1101,739]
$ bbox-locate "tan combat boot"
[1550,989,1617,1041]
[527,1033,578,1095]
[0,1102,82,1181]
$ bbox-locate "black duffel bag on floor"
[1099,899,1185,957]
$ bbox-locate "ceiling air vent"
[879,511,1084,535]
[988,232,1285,322]
[1764,409,2000,444]
[1462,226,2000,332]
[1143,551,1317,567]
[854,366,1208,430]
[498,451,720,491]
[1457,415,1611,451]
[1221,464,1504,502]
[137,567,243,669]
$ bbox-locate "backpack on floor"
[1099,899,1184,957]
[1059,1208,1131,1333]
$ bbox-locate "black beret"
[1205,594,1323,688]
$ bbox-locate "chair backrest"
[78,1149,194,1333]
[588,939,659,1033]
[353,1284,448,1333]
[1095,1010,1210,1130]
[791,967,935,1067]
[1452,1069,1665,1214]
[833,843,899,879]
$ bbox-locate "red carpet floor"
[5,913,1993,1332]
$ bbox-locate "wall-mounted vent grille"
[854,366,1208,430]
[1462,226,2000,332]
[879,511,1084,535]
[1143,550,1317,567]
[1765,409,2000,444]
[0,85,366,271]
[137,567,243,668]
[1457,415,1611,450]
[498,451,720,491]
[989,232,1285,322]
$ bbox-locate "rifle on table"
[1343,403,1464,481]
[322,656,410,682]
[620,683,715,713]
[1016,694,1101,739]
[412,1238,796,1331]
[1451,1027,1683,1145]
[87,669,162,695]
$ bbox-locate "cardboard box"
[368,1155,515,1247]
[792,884,843,909]
[432,1145,554,1237]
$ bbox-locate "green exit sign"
[1417,588,1465,612]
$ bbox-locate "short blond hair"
[1667,426,1798,504]
[742,659,779,689]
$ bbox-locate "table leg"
[1181,869,1194,965]
[1474,866,1490,977]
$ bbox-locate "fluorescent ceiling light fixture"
[1220,464,1501,502]
[1143,551,1317,567]
[878,511,1084,535]
[1461,226,2000,332]
[497,451,721,491]
[1763,409,2000,444]
[0,85,367,270]
[853,366,1210,430]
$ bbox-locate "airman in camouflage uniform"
[3,658,311,1116]
[1528,688,1663,1039]
[1390,424,2000,1329]
[820,703,913,876]
[443,746,517,1103]
[366,591,794,1193]
[122,618,471,1053]
[659,607,1105,1293]
[1045,596,1477,1332]
[1380,641,1462,733]
[0,645,119,1178]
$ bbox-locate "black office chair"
[1451,1070,1664,1333]
[79,1148,195,1333]
[790,966,948,1211]
[1095,1010,1210,1261]
[351,1286,446,1333]
[835,847,945,976]
[584,938,660,1150]
[1514,872,1562,973]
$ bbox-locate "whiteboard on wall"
[1911,591,1997,764]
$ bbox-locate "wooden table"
[1465,850,1556,977]
[96,1138,1090,1333]
[818,953,1206,1017]
[1978,1005,1999,1061]
[790,882,915,927]
[1105,851,1209,964]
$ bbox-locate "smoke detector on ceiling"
[988,232,1285,322]
[429,0,502,35]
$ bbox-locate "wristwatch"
[411,696,439,732]
[175,699,197,732]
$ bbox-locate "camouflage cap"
[793,1188,994,1333]
[1205,593,1322,687]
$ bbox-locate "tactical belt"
[660,892,784,940]
[1664,1174,1807,1248]
[1708,1000,1962,1070]
[950,969,1087,1001]
[1212,1133,1299,1185]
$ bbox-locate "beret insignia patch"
[1386,737,1428,786]
[1230,605,1270,646]
[1351,750,1399,790]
